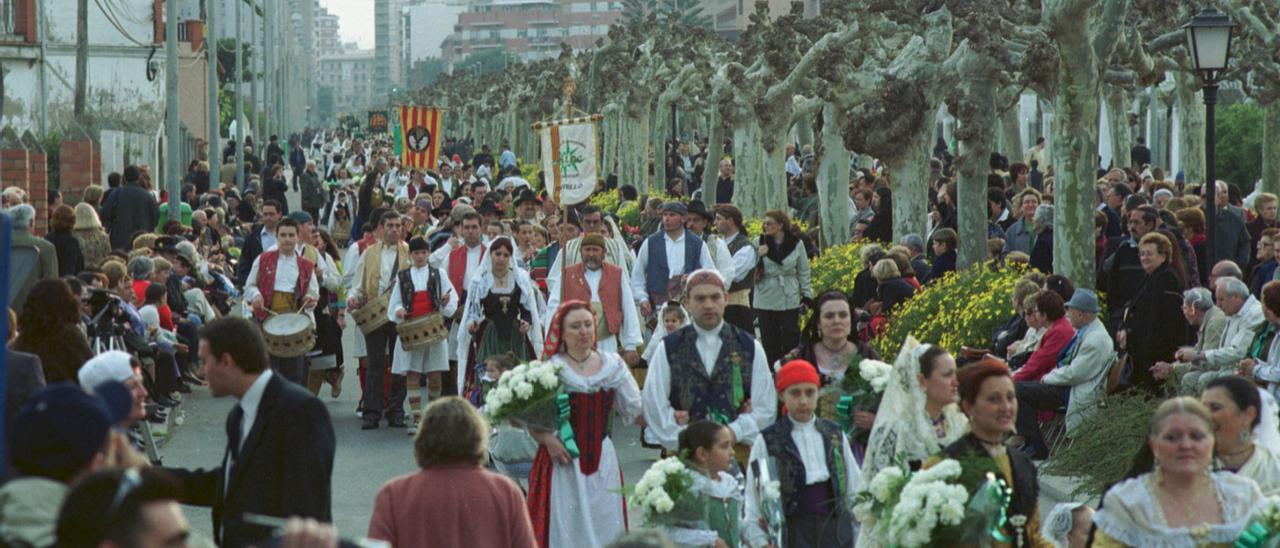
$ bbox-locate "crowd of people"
[3,126,1280,548]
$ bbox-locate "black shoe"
[147,409,168,423]
[181,371,205,384]
[387,417,407,428]
[154,395,179,408]
[361,418,380,430]
[175,382,192,394]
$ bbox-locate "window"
[571,3,591,12]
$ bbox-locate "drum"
[398,312,448,351]
[262,313,315,358]
[354,292,391,334]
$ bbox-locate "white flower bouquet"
[628,457,706,527]
[854,458,987,547]
[485,360,565,429]
[824,356,892,441]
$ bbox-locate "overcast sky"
[320,0,375,49]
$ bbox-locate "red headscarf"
[541,300,596,360]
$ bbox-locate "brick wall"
[28,152,47,235]
[1,149,30,193]
[59,140,99,205]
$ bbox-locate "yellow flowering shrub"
[810,240,874,294]
[618,200,641,227]
[590,191,620,214]
[520,162,542,189]
[873,263,1028,359]
[745,218,811,238]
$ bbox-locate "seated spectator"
[1012,290,1075,383]
[4,308,45,427]
[1154,288,1229,392]
[988,279,1041,360]
[12,279,93,385]
[899,234,930,281]
[78,350,149,427]
[1015,289,1114,459]
[871,258,915,320]
[925,228,958,284]
[0,383,137,547]
[1169,277,1264,388]
[1252,229,1280,296]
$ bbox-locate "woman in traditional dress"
[1199,375,1280,496]
[306,228,347,398]
[917,360,1049,547]
[457,236,544,394]
[783,290,880,462]
[1092,396,1264,547]
[527,300,642,548]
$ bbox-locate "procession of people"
[8,125,1280,548]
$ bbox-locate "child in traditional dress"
[667,420,742,548]
[483,352,538,484]
[744,359,860,548]
[389,236,460,433]
[642,301,689,364]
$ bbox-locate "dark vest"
[761,417,848,518]
[663,323,754,423]
[398,267,443,318]
[940,434,1039,545]
[724,232,755,293]
[644,230,704,297]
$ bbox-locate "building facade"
[441,0,622,65]
[317,48,377,116]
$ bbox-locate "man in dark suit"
[235,200,283,287]
[1130,136,1152,169]
[167,316,335,547]
[100,165,160,251]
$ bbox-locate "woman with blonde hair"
[368,397,537,547]
[1092,397,1264,546]
[72,202,111,267]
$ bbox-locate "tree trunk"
[702,107,723,197]
[955,51,999,269]
[1106,85,1130,169]
[1050,14,1102,289]
[1174,72,1206,185]
[816,103,851,246]
[1263,101,1280,197]
[733,120,765,218]
[74,0,88,122]
[1000,103,1023,165]
[886,128,934,242]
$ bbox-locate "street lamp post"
[1184,6,1235,269]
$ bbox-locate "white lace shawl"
[859,336,969,485]
[1092,472,1264,548]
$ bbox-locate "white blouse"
[1093,471,1264,548]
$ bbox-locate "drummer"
[244,217,319,385]
[387,236,459,433]
[347,212,412,431]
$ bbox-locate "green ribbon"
[1235,522,1273,548]
[556,393,580,458]
[984,475,1012,543]
[708,410,733,427]
[732,362,745,410]
[835,394,855,434]
[831,437,847,501]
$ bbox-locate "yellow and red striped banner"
[397,106,442,169]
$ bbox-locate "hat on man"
[286,210,314,225]
[686,200,713,222]
[448,203,476,225]
[581,233,607,250]
[11,383,128,480]
[1065,288,1100,314]
[78,351,134,390]
[661,201,688,216]
[175,241,200,268]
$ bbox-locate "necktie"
[226,404,244,460]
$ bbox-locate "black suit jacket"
[168,373,335,547]
[236,224,268,287]
[5,349,46,426]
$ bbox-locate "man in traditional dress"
[684,200,734,282]
[714,204,758,334]
[244,218,319,385]
[347,213,411,430]
[545,233,642,364]
[343,208,388,416]
[546,205,635,294]
[388,236,459,433]
[631,202,715,319]
[430,211,487,395]
[641,269,776,457]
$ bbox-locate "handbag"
[1107,352,1132,394]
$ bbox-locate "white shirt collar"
[693,321,723,340]
[665,230,685,243]
[788,414,817,431]
[239,369,273,419]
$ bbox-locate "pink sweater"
[1014,317,1075,382]
[368,464,537,548]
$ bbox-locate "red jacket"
[1014,317,1075,382]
